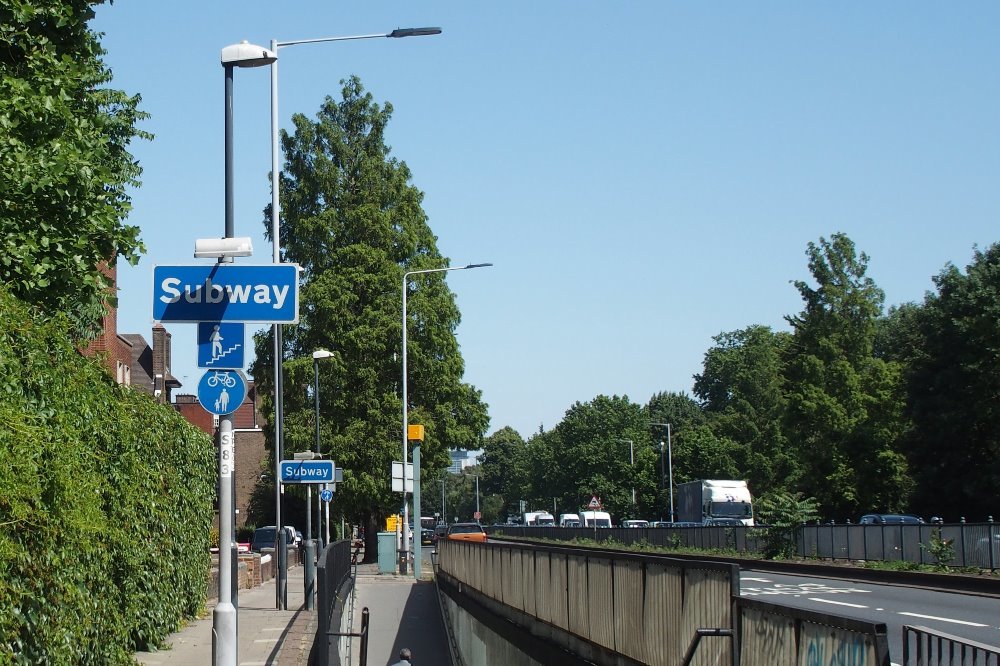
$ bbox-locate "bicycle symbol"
[207,372,237,388]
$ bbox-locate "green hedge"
[0,288,215,664]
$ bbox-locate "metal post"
[269,38,288,611]
[401,275,411,575]
[667,424,674,522]
[413,442,421,576]
[212,63,238,666]
[476,475,480,515]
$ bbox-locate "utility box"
[377,532,397,574]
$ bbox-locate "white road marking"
[742,577,772,582]
[898,612,988,628]
[809,597,870,609]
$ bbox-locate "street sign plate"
[196,370,247,416]
[320,488,333,502]
[152,264,299,323]
[280,459,335,484]
[198,322,246,369]
[391,461,413,492]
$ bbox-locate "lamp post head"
[313,349,335,360]
[388,27,442,38]
[221,41,277,67]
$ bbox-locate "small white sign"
[391,461,414,492]
[220,431,234,478]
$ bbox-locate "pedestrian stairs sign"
[197,322,245,369]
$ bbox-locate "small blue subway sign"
[281,460,335,484]
[152,264,299,323]
[197,322,245,369]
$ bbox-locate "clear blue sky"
[94,3,999,439]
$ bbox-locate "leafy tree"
[479,426,530,519]
[693,326,797,493]
[903,244,1000,519]
[250,77,489,560]
[0,0,148,337]
[782,234,911,519]
[543,395,657,520]
[754,491,820,558]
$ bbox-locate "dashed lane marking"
[898,612,988,628]
[809,598,870,609]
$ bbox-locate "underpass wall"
[437,540,891,666]
[438,539,738,666]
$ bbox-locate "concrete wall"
[438,540,891,666]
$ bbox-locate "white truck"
[676,480,755,526]
[579,510,612,528]
[558,513,581,527]
[522,510,555,526]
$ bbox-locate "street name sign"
[197,369,247,416]
[281,460,335,484]
[152,264,299,323]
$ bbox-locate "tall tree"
[783,233,911,518]
[544,395,656,520]
[904,244,1000,519]
[478,426,530,520]
[693,325,796,494]
[0,1,147,337]
[251,77,489,558]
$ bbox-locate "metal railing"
[314,539,353,666]
[496,520,1000,570]
[903,625,1000,665]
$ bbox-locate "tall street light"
[267,25,441,609]
[403,263,492,578]
[651,423,674,522]
[217,40,276,666]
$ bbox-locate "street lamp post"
[217,40,276,666]
[305,349,335,609]
[267,25,441,609]
[403,263,491,578]
[651,423,674,522]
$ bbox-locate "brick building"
[85,263,270,528]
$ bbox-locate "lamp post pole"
[217,41,276,666]
[403,263,491,578]
[268,26,441,606]
[651,423,674,522]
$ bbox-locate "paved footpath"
[134,562,315,666]
[349,548,451,666]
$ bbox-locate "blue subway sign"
[280,460,335,484]
[152,264,299,323]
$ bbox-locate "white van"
[622,519,649,528]
[559,513,581,527]
[580,511,612,528]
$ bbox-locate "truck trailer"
[676,480,754,526]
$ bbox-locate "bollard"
[304,539,316,610]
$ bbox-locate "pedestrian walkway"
[348,548,451,666]
[134,561,315,666]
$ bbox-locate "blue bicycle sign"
[197,370,247,416]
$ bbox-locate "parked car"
[433,523,449,544]
[421,528,434,546]
[858,514,924,525]
[447,522,488,543]
[622,520,649,528]
[250,525,298,552]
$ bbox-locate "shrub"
[0,288,215,663]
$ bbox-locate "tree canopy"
[0,0,148,337]
[250,77,489,551]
